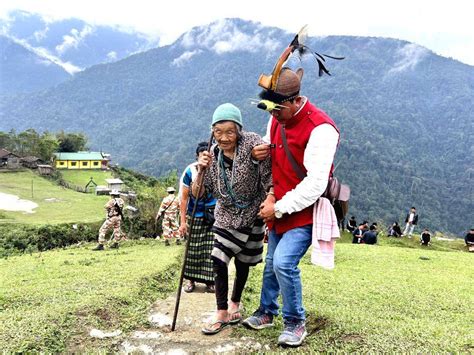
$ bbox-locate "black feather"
[322,53,345,60]
[290,34,299,47]
[316,59,331,76]
[314,52,326,62]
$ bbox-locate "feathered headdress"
[255,25,344,111]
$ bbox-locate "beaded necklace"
[216,145,251,209]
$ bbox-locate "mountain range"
[0,18,472,234]
[0,10,158,94]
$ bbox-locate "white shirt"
[262,99,339,215]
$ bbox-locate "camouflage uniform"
[98,197,125,244]
[157,194,180,239]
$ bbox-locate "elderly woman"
[192,103,272,335]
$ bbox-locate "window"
[93,162,99,166]
[71,162,77,166]
[82,162,88,166]
[59,161,65,165]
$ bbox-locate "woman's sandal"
[228,310,243,325]
[201,320,229,335]
[184,282,195,293]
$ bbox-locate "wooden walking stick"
[171,132,214,331]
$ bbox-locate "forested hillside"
[0,19,472,234]
[0,35,71,95]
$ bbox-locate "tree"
[37,132,59,162]
[56,131,88,152]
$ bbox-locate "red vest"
[270,99,339,234]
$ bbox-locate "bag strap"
[280,124,306,180]
[162,195,176,213]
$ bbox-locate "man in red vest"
[242,68,340,347]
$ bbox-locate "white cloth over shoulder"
[312,197,340,270]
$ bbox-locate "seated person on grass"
[361,225,378,245]
[465,228,474,252]
[420,228,432,246]
[346,216,357,233]
[352,223,366,244]
[388,222,402,237]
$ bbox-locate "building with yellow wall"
[54,152,109,170]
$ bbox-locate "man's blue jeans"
[259,224,312,322]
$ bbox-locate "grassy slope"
[240,233,473,352]
[0,240,182,353]
[60,169,113,187]
[0,170,108,224]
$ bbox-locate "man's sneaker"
[278,320,307,347]
[109,242,119,249]
[242,308,274,330]
[92,244,104,251]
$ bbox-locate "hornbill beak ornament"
[255,25,344,111]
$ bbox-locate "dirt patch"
[340,333,365,343]
[306,314,330,335]
[94,308,115,323]
[115,270,268,353]
[0,192,38,213]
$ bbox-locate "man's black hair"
[369,225,376,231]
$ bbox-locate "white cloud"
[0,0,473,65]
[55,25,93,55]
[181,19,280,55]
[171,49,202,67]
[107,51,117,60]
[388,43,429,74]
[33,26,48,41]
[8,35,80,74]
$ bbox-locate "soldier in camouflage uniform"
[156,187,180,246]
[93,190,125,251]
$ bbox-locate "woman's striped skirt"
[183,215,215,284]
[211,218,265,266]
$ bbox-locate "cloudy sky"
[1,0,473,66]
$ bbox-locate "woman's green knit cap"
[212,103,243,127]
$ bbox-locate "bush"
[0,222,102,257]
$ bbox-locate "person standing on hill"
[193,103,272,335]
[93,190,125,251]
[243,67,340,347]
[178,141,216,293]
[156,187,180,245]
[402,206,418,238]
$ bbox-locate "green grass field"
[60,169,113,187]
[0,221,471,352]
[240,233,473,352]
[0,240,182,353]
[0,170,108,224]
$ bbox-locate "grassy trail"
[0,240,182,353]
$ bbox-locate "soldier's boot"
[164,239,170,246]
[109,242,119,249]
[92,244,104,251]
